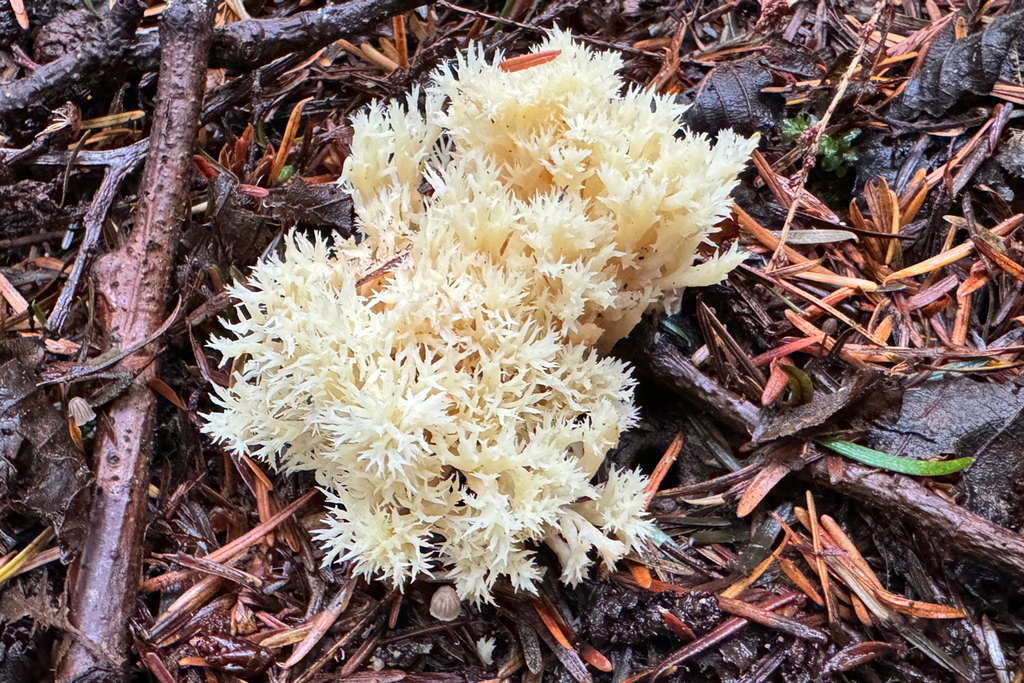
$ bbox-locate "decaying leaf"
[684,58,783,137]
[863,378,1024,529]
[751,370,890,443]
[262,176,355,232]
[996,129,1024,178]
[0,337,91,557]
[900,8,1024,116]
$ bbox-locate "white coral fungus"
[204,30,757,602]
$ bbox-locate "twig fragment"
[56,0,217,677]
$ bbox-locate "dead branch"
[0,0,428,123]
[48,140,149,332]
[0,0,144,125]
[806,455,1024,582]
[634,325,1024,581]
[629,325,762,435]
[54,0,216,679]
[132,0,428,72]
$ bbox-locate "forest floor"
[2,0,1024,681]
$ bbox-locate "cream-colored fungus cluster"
[204,30,756,601]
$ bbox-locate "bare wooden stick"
[48,140,149,332]
[768,0,892,267]
[807,455,1024,582]
[55,0,217,679]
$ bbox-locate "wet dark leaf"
[752,370,890,443]
[0,338,91,557]
[0,578,63,682]
[33,10,100,64]
[0,180,68,240]
[0,577,65,629]
[960,403,1024,529]
[683,59,783,137]
[900,9,1024,116]
[759,43,825,80]
[263,176,355,233]
[863,378,1024,528]
[996,129,1024,178]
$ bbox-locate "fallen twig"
[644,593,804,681]
[630,325,761,435]
[769,0,893,267]
[48,140,149,332]
[0,0,427,121]
[0,0,144,124]
[55,0,217,679]
[806,454,1024,582]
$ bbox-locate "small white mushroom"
[68,397,95,426]
[429,585,461,622]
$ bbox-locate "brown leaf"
[900,8,1024,116]
[761,362,790,407]
[0,338,91,555]
[684,59,783,137]
[146,376,187,411]
[974,236,1024,284]
[736,462,790,517]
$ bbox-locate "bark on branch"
[0,0,144,126]
[131,0,428,72]
[633,327,1024,584]
[806,455,1024,582]
[55,0,216,679]
[0,0,427,123]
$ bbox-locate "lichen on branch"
[204,30,756,601]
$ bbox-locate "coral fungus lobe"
[204,30,756,601]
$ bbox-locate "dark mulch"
[2,0,1024,681]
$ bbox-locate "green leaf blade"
[816,438,974,476]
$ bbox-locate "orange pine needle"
[720,535,789,599]
[627,560,653,589]
[644,432,683,507]
[270,96,313,185]
[580,644,613,671]
[802,286,857,322]
[533,600,575,652]
[885,213,1021,281]
[8,0,27,29]
[392,15,408,69]
[778,557,824,606]
[819,515,881,591]
[647,578,690,595]
[806,492,836,624]
[953,293,971,346]
[849,592,873,626]
[874,590,965,619]
[253,480,275,547]
[499,49,562,73]
[736,463,790,518]
[242,453,274,490]
[657,607,696,639]
[178,656,208,668]
[750,336,825,367]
